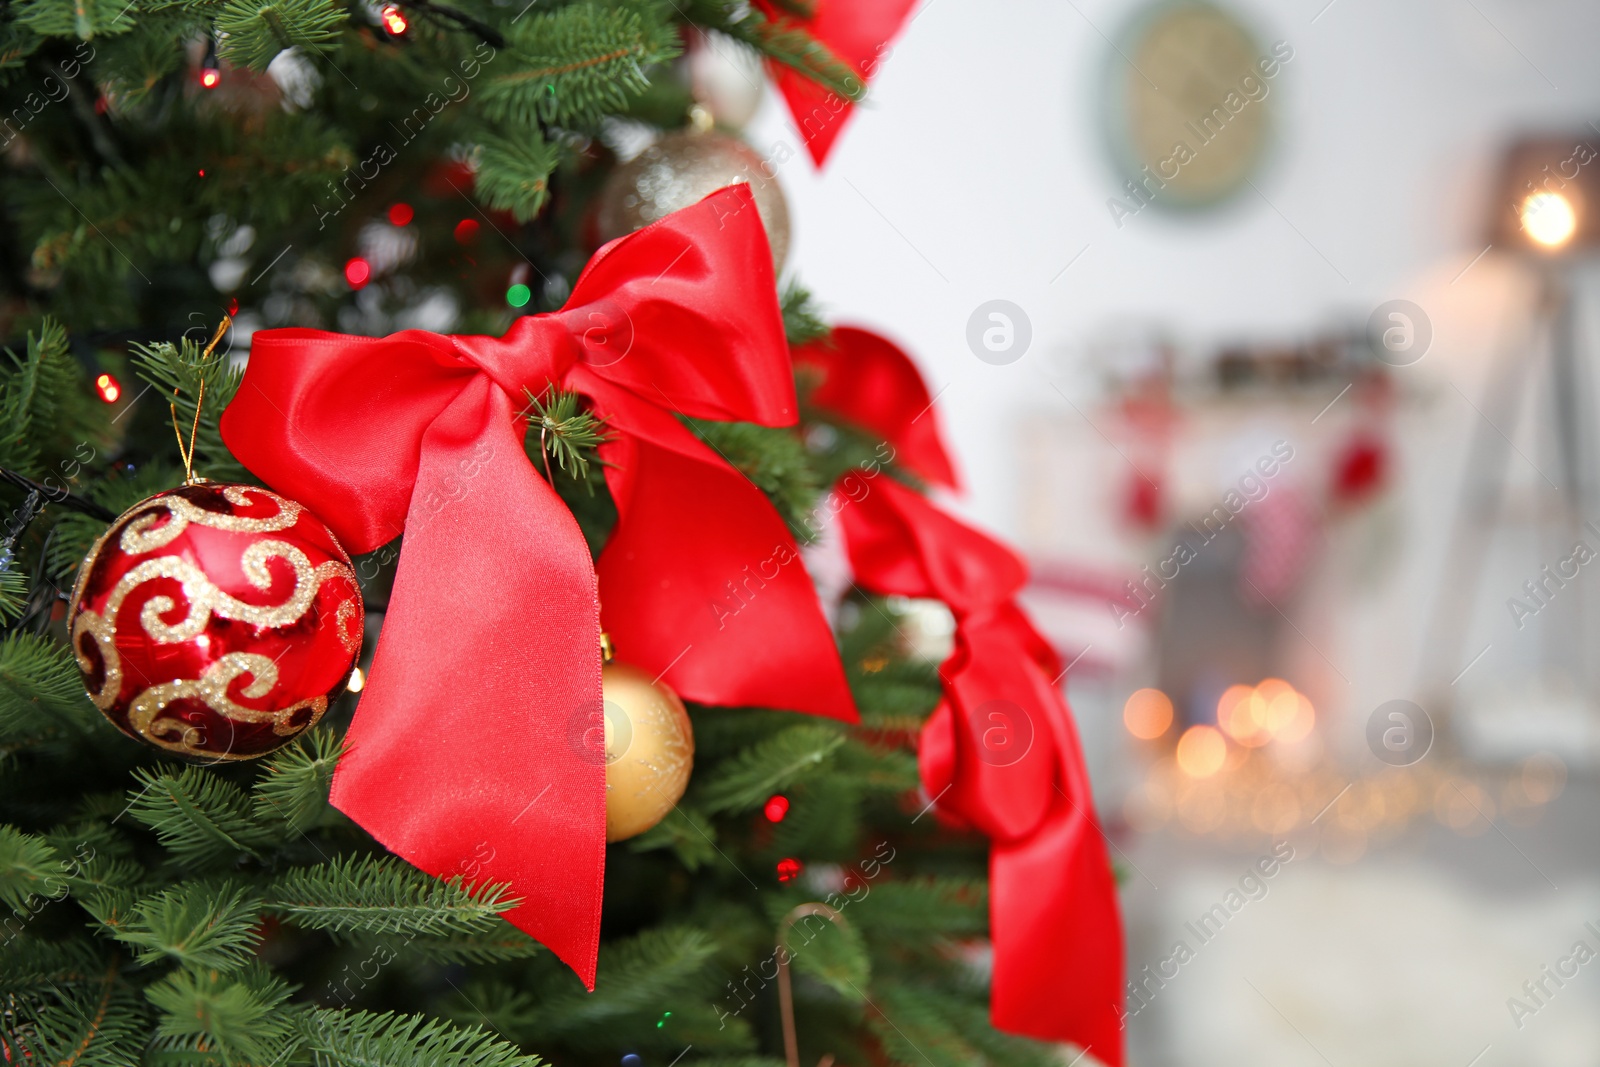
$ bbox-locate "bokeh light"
[506,283,532,308]
[387,202,414,226]
[344,257,371,288]
[1176,725,1227,778]
[1123,688,1174,739]
[94,373,120,403]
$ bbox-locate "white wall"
[748,0,1600,541]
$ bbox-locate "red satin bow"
[220,186,856,987]
[837,476,1123,1066]
[794,325,960,490]
[754,0,919,165]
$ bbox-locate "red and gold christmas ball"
[67,483,363,761]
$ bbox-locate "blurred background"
[743,0,1600,1063]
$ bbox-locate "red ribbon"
[220,186,857,988]
[837,475,1123,1065]
[754,0,919,166]
[794,326,960,490]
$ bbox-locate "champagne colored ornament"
[603,660,694,841]
[67,482,363,760]
[687,29,765,130]
[597,129,790,270]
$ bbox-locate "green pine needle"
[0,825,64,913]
[0,633,103,760]
[147,966,298,1065]
[781,282,832,348]
[216,0,348,70]
[111,882,265,971]
[298,1009,544,1067]
[252,725,344,833]
[696,723,846,815]
[521,387,609,485]
[125,767,278,867]
[268,854,522,940]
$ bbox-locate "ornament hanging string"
[171,314,232,484]
[776,902,846,1067]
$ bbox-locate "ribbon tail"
[988,680,1124,1065]
[329,378,606,986]
[595,424,856,721]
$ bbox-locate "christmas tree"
[0,4,1121,1067]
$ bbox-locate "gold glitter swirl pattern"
[119,486,305,555]
[86,541,349,644]
[72,610,122,711]
[334,595,363,655]
[126,653,330,759]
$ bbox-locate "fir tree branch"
[109,882,264,971]
[125,767,278,867]
[520,386,608,485]
[252,725,343,833]
[297,1009,544,1067]
[268,854,521,939]
[0,824,63,913]
[696,723,846,815]
[780,282,831,348]
[146,966,298,1066]
[483,2,681,129]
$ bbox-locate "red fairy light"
[381,4,408,34]
[776,857,802,883]
[388,202,414,226]
[453,218,480,244]
[763,795,789,822]
[94,373,121,403]
[344,257,372,289]
[200,67,220,89]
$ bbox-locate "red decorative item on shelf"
[837,475,1124,1066]
[793,325,960,490]
[1330,429,1389,507]
[67,484,363,761]
[753,0,919,166]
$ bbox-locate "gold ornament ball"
[603,662,695,841]
[597,130,790,270]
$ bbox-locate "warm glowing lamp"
[1491,135,1600,255]
[1521,191,1577,249]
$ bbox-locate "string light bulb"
[94,373,121,403]
[381,4,408,34]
